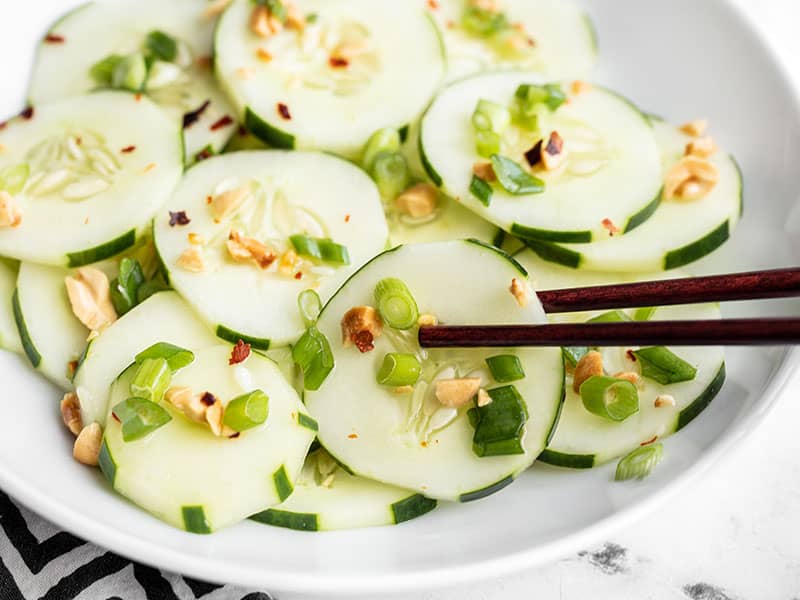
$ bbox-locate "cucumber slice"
[388,194,498,245]
[0,92,183,266]
[304,241,564,501]
[103,345,315,532]
[74,291,217,426]
[428,0,596,83]
[14,260,117,390]
[215,0,446,159]
[251,449,437,531]
[154,151,388,347]
[420,73,662,243]
[29,0,238,162]
[514,250,725,467]
[524,119,743,271]
[0,260,22,355]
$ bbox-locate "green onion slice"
[0,164,29,195]
[112,52,148,92]
[110,257,145,317]
[485,354,525,383]
[469,385,528,457]
[297,289,322,327]
[580,375,639,422]
[562,346,589,368]
[462,5,509,37]
[289,235,350,266]
[633,307,658,321]
[145,30,178,62]
[615,443,664,481]
[376,353,421,387]
[633,347,697,384]
[130,357,171,403]
[135,342,195,372]
[112,397,172,442]
[89,54,124,86]
[469,174,493,206]
[490,155,545,195]
[515,83,567,112]
[136,275,169,304]
[588,310,632,323]
[362,128,401,172]
[223,389,269,432]
[374,278,419,330]
[472,99,511,134]
[292,326,334,391]
[371,152,410,201]
[475,130,501,158]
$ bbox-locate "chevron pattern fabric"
[0,492,272,600]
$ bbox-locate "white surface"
[0,1,799,598]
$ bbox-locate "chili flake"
[44,33,65,44]
[601,218,620,236]
[195,146,214,162]
[20,106,34,120]
[201,392,217,406]
[206,195,213,205]
[228,432,241,439]
[67,360,79,377]
[427,0,439,9]
[183,100,211,129]
[229,339,252,365]
[640,435,658,446]
[112,413,121,423]
[294,272,303,280]
[210,115,234,131]
[121,145,136,154]
[347,433,359,439]
[353,330,375,353]
[329,56,349,68]
[344,214,351,223]
[169,211,191,227]
[524,140,543,167]
[626,349,637,362]
[277,103,292,120]
[134,93,142,102]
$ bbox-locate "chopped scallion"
[490,154,545,195]
[475,130,502,158]
[633,307,658,321]
[615,443,663,481]
[130,357,171,403]
[588,310,632,323]
[135,342,194,372]
[469,174,493,206]
[362,128,401,173]
[515,83,567,112]
[111,52,148,92]
[135,275,169,304]
[472,99,511,134]
[89,54,124,86]
[292,326,334,391]
[371,152,410,201]
[374,278,419,330]
[223,390,269,432]
[580,375,639,422]
[633,347,697,384]
[0,164,29,195]
[485,354,525,383]
[297,289,322,327]
[112,397,172,442]
[376,353,421,387]
[145,30,178,62]
[110,258,145,317]
[462,5,509,37]
[469,385,528,457]
[289,235,351,266]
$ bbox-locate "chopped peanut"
[65,267,117,332]
[472,161,497,182]
[573,351,603,392]
[341,306,383,351]
[685,136,717,158]
[256,47,273,62]
[227,230,276,269]
[509,278,529,308]
[679,119,708,137]
[571,80,592,95]
[395,183,438,219]
[614,371,641,386]
[655,394,676,408]
[211,186,249,220]
[477,388,492,407]
[0,191,22,228]
[278,249,298,276]
[268,15,283,34]
[61,392,82,436]
[205,399,224,436]
[203,0,232,19]
[664,156,719,201]
[286,2,307,30]
[250,5,272,37]
[418,313,438,327]
[435,378,481,408]
[177,246,206,272]
[73,423,102,466]
[541,131,567,171]
[188,232,206,245]
[166,386,205,423]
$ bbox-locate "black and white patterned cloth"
[0,491,269,600]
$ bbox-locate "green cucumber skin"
[544,367,567,447]
[391,494,437,524]
[182,505,212,534]
[12,288,41,368]
[663,221,730,271]
[624,188,662,234]
[98,439,117,485]
[273,464,294,502]
[250,508,319,531]
[538,449,595,469]
[510,223,591,245]
[418,123,443,187]
[464,238,528,277]
[66,229,137,268]
[458,474,514,503]
[676,362,726,431]
[244,107,295,150]
[583,12,599,57]
[297,412,319,432]
[523,239,581,269]
[215,325,271,351]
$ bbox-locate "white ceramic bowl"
[0,0,798,596]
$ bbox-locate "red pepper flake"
[20,106,34,120]
[183,100,211,129]
[640,435,658,446]
[601,218,620,237]
[206,195,213,205]
[75,136,82,145]
[277,103,292,120]
[134,93,142,102]
[329,56,349,69]
[294,272,303,280]
[228,432,241,439]
[195,147,213,162]
[446,20,456,29]
[201,392,217,406]
[524,139,543,167]
[210,115,234,131]
[347,433,359,439]
[353,330,375,353]
[528,37,536,47]
[67,360,79,377]
[169,211,191,227]
[44,33,65,44]
[626,349,637,362]
[229,339,251,365]
[427,0,439,9]
[344,214,351,223]
[112,412,121,423]
[120,145,136,154]
[0,121,6,130]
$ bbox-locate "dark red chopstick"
[537,267,800,314]
[419,318,800,348]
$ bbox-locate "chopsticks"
[418,267,800,348]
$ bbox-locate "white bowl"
[0,0,798,596]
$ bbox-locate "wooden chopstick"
[418,318,800,348]
[536,267,800,314]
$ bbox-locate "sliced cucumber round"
[74,291,218,426]
[215,0,445,159]
[304,241,564,502]
[420,73,662,243]
[28,0,238,162]
[251,449,436,531]
[0,92,183,267]
[428,0,596,83]
[14,260,118,390]
[524,119,743,271]
[0,260,22,356]
[154,151,388,348]
[515,250,725,468]
[102,345,315,533]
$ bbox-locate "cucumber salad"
[0,0,741,534]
